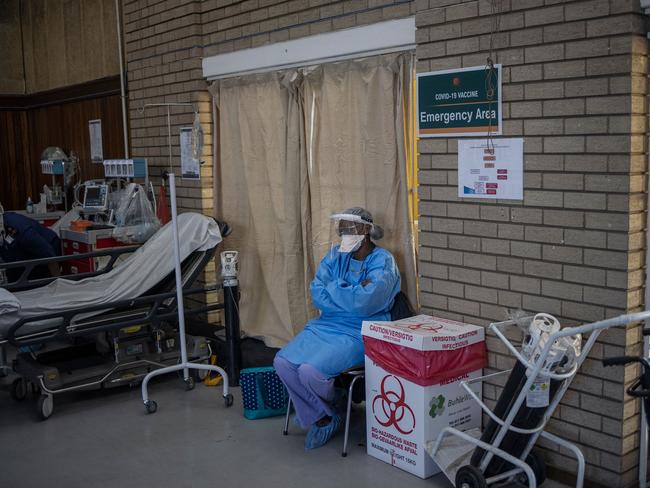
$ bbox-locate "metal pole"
[223,280,241,386]
[139,102,195,174]
[141,173,232,413]
[140,172,232,412]
[168,173,189,380]
[167,107,172,173]
[114,0,129,158]
[640,116,650,486]
[642,340,649,487]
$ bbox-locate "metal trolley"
[427,310,650,488]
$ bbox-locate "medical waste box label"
[361,314,485,351]
[362,315,485,479]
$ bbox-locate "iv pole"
[138,102,197,174]
[141,172,234,412]
[139,103,235,411]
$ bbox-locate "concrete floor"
[0,376,568,488]
[0,375,452,488]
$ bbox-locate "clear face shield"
[329,214,372,254]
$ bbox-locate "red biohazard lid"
[362,315,486,386]
[361,314,485,352]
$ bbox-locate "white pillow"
[0,288,21,314]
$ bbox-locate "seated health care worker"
[274,207,400,450]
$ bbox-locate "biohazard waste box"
[361,314,486,479]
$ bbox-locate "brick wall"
[415,0,647,486]
[200,0,415,57]
[123,0,416,316]
[122,0,648,483]
[124,0,416,212]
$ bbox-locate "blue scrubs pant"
[274,355,335,428]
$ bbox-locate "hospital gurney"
[426,310,650,488]
[0,246,137,379]
[0,244,143,386]
[0,213,237,419]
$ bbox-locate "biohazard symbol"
[372,375,416,435]
[429,394,446,418]
[406,323,443,333]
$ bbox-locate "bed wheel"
[37,394,54,420]
[455,465,487,488]
[10,378,28,402]
[145,400,158,414]
[224,393,234,407]
[184,377,195,391]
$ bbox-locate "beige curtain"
[302,53,417,303]
[214,72,313,347]
[213,52,416,347]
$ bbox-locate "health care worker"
[0,210,61,280]
[274,207,400,450]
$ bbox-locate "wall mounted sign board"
[458,138,523,200]
[417,65,501,138]
[89,119,103,162]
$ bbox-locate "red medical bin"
[60,228,134,275]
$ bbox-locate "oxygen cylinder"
[470,314,580,478]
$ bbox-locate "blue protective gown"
[1,212,61,261]
[277,245,400,377]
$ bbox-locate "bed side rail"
[1,246,140,292]
[7,284,224,347]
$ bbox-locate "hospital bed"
[0,213,237,419]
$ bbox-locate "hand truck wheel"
[516,449,547,486]
[455,465,488,488]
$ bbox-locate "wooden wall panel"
[0,111,33,209]
[20,0,119,94]
[0,77,126,210]
[0,0,25,94]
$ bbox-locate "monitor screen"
[84,185,106,208]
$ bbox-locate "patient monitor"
[82,183,109,212]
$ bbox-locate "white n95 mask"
[339,234,365,253]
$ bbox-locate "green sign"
[417,65,501,137]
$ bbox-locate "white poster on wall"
[458,138,523,200]
[89,119,103,162]
[180,127,200,180]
